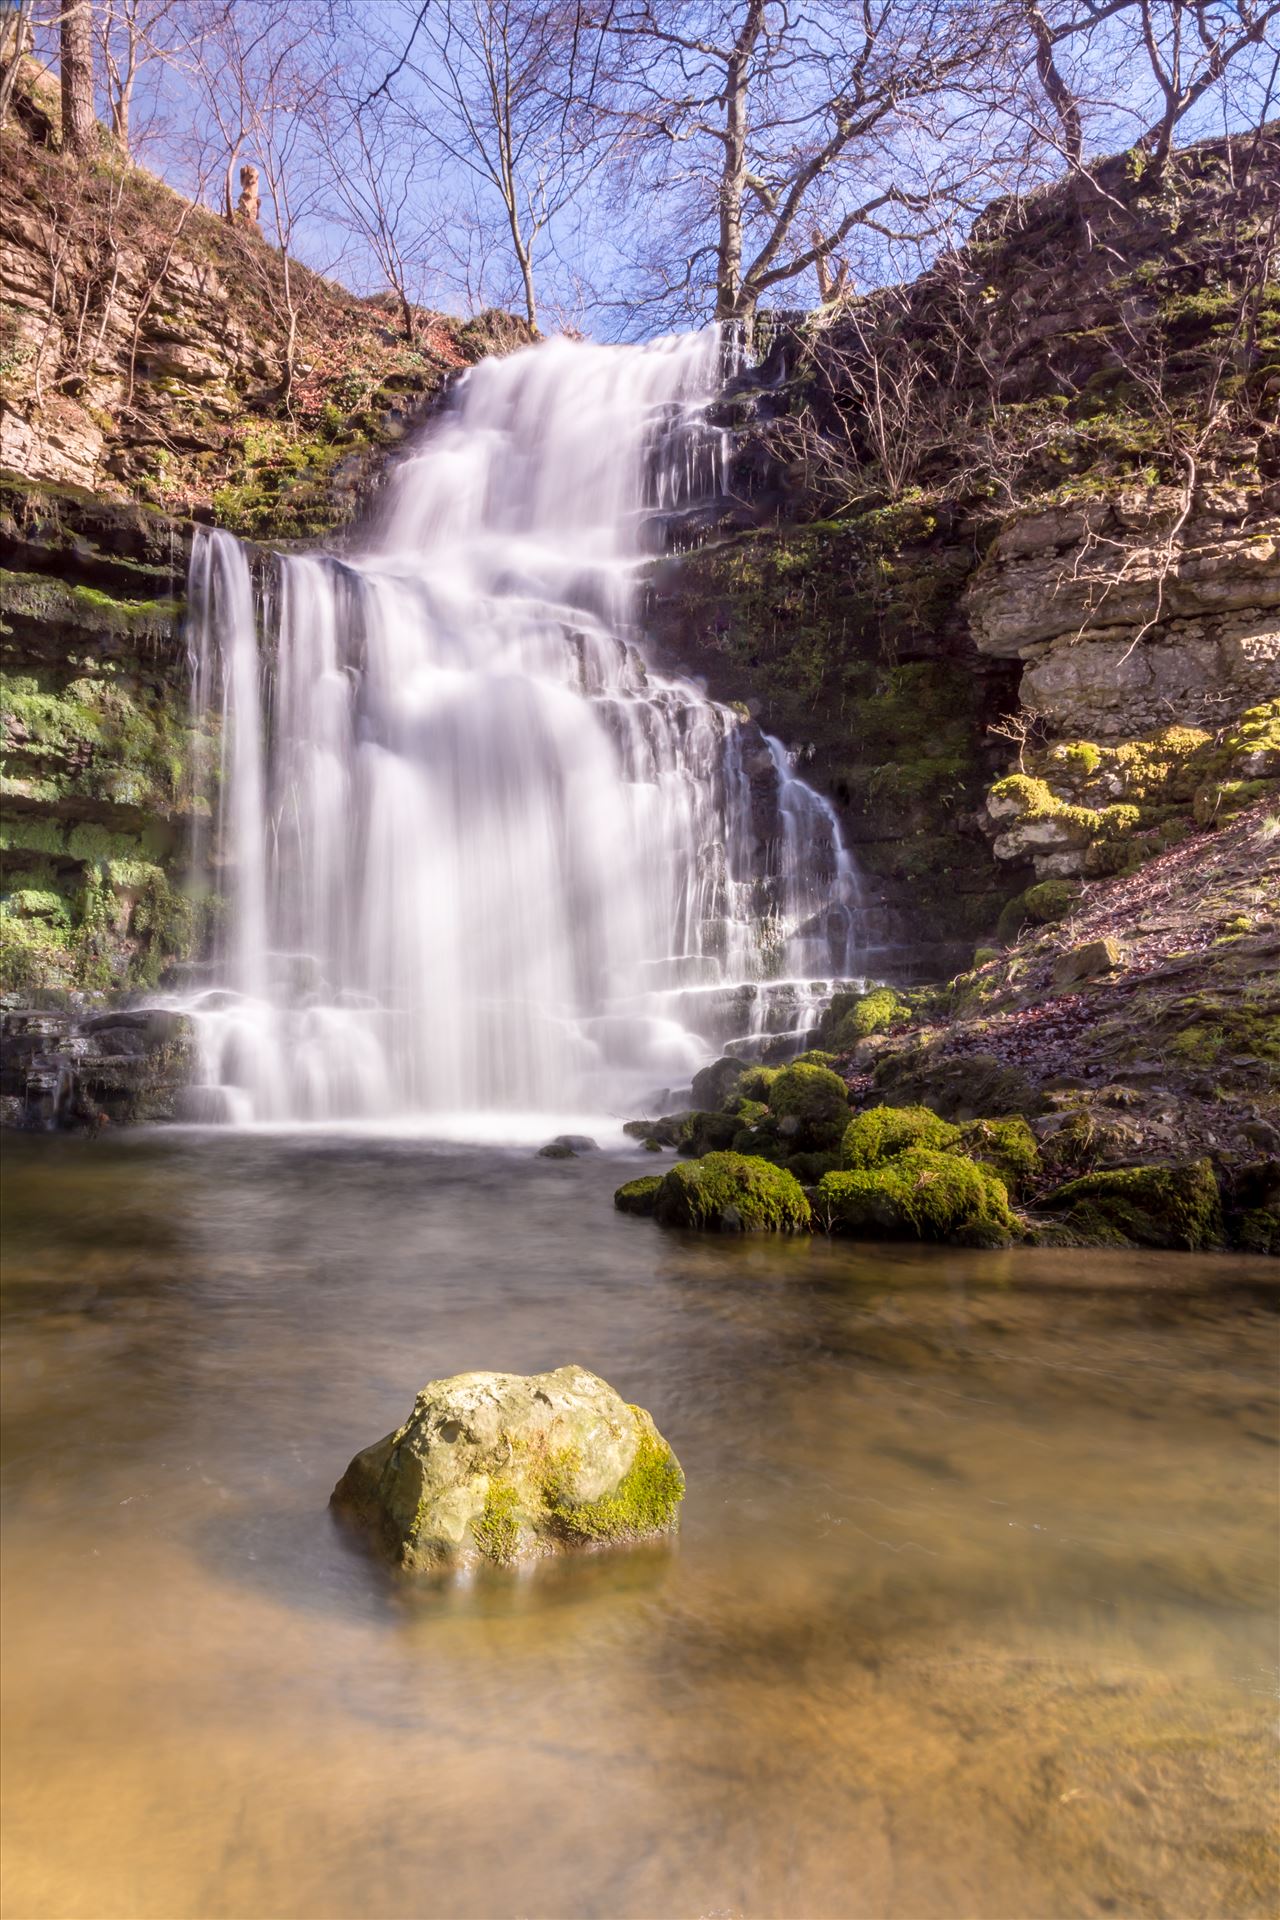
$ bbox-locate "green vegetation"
[654,1152,812,1232]
[957,1117,1041,1197]
[613,1175,662,1216]
[819,985,908,1051]
[1043,1161,1222,1250]
[472,1479,522,1565]
[817,1148,1015,1244]
[840,1103,960,1168]
[541,1426,685,1545]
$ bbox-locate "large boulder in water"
[331,1365,684,1574]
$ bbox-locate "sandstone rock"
[1053,937,1126,987]
[331,1365,684,1574]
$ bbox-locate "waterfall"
[183,329,863,1125]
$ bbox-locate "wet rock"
[689,1054,746,1110]
[1042,1159,1223,1250]
[331,1365,684,1574]
[614,1175,662,1216]
[653,1150,811,1232]
[816,1149,1016,1245]
[537,1135,598,1158]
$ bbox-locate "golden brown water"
[2,1132,1278,1919]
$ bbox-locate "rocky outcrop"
[332,1366,684,1574]
[0,1002,196,1127]
[0,472,200,996]
[0,68,503,539]
[646,130,1278,966]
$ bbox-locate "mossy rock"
[679,1109,743,1157]
[653,1151,812,1233]
[1024,879,1081,925]
[331,1365,683,1575]
[872,1044,1036,1120]
[957,1116,1041,1197]
[737,1064,780,1101]
[1043,1159,1222,1250]
[783,1149,842,1185]
[614,1175,662,1217]
[1236,1209,1280,1256]
[816,1148,1016,1245]
[841,1103,960,1168]
[690,1054,746,1111]
[820,985,906,1051]
[765,1062,850,1152]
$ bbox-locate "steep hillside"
[0,70,522,1001]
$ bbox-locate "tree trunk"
[60,0,95,157]
[1024,0,1082,168]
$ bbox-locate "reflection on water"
[2,1132,1277,1920]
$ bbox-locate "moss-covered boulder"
[819,985,907,1052]
[841,1103,960,1168]
[331,1365,683,1575]
[957,1116,1041,1197]
[614,1175,662,1217]
[1042,1159,1222,1250]
[816,1148,1016,1245]
[690,1054,746,1111]
[653,1151,812,1233]
[765,1061,850,1152]
[680,1109,743,1156]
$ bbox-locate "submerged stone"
[332,1365,684,1575]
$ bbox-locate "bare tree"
[94,0,194,155]
[373,0,617,332]
[1004,0,1280,175]
[327,80,441,341]
[60,0,95,154]
[604,0,1014,328]
[0,1,38,132]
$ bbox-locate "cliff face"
[646,131,1280,970]
[0,82,523,1010]
[0,59,502,535]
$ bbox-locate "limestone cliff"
[646,129,1280,967]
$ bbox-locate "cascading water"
[183,329,863,1125]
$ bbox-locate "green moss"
[653,1151,812,1233]
[1237,1209,1279,1256]
[679,1109,743,1156]
[957,1116,1041,1197]
[737,1065,780,1101]
[542,1426,685,1544]
[1023,879,1081,924]
[472,1479,521,1565]
[841,1104,960,1168]
[765,1062,850,1151]
[614,1175,662,1217]
[820,985,907,1051]
[816,1148,1015,1244]
[1044,1160,1222,1250]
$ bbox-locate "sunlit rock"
[331,1365,683,1575]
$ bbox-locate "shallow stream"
[2,1132,1277,1918]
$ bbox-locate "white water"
[182,330,863,1124]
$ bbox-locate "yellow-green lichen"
[541,1427,685,1546]
[472,1479,521,1565]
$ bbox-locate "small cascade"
[181,329,864,1124]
